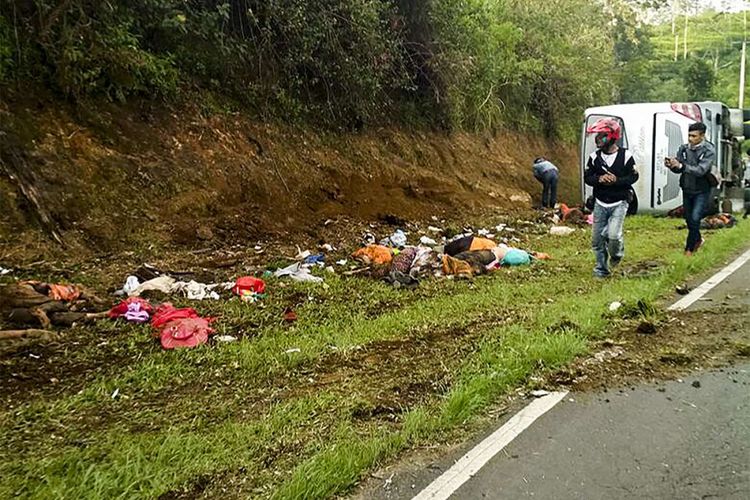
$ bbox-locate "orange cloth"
[442,255,473,278]
[21,281,81,302]
[351,245,393,265]
[468,237,496,251]
[531,251,552,260]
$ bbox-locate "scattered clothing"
[158,317,214,349]
[701,213,737,229]
[380,229,408,248]
[500,249,531,266]
[151,303,201,329]
[108,297,153,323]
[273,262,324,283]
[442,255,474,278]
[351,245,393,266]
[444,236,497,256]
[303,253,326,265]
[171,280,223,301]
[390,246,419,275]
[129,276,177,297]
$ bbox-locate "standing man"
[584,118,639,278]
[666,122,715,256]
[532,156,559,209]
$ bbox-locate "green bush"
[0,0,627,135]
[0,13,12,81]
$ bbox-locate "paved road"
[364,251,750,500]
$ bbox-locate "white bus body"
[581,102,747,214]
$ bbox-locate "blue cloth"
[683,191,709,252]
[501,249,531,266]
[303,253,326,265]
[592,201,628,277]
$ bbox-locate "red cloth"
[108,297,153,318]
[151,303,200,329]
[159,318,215,349]
[231,276,266,295]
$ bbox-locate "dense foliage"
[3,1,742,136]
[617,7,750,106]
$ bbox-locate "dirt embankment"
[0,92,580,258]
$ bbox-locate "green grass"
[1,216,748,499]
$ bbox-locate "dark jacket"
[676,141,715,194]
[584,148,639,204]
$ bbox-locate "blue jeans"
[683,191,709,252]
[541,170,558,208]
[592,202,629,277]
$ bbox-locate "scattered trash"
[274,262,324,283]
[295,247,312,260]
[691,380,701,388]
[427,226,442,233]
[303,253,326,266]
[362,232,376,245]
[232,276,266,295]
[335,259,348,266]
[172,280,223,301]
[530,390,550,397]
[215,335,237,343]
[419,235,437,246]
[325,266,336,273]
[285,348,301,354]
[549,226,576,236]
[608,301,622,312]
[0,267,11,275]
[232,276,267,302]
[116,275,141,296]
[111,388,120,399]
[380,229,408,248]
[319,243,335,252]
[675,284,691,295]
[128,275,177,297]
[283,308,298,323]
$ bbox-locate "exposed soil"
[0,88,579,263]
[548,306,750,392]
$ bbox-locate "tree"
[683,56,715,100]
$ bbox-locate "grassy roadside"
[1,216,748,499]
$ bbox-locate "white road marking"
[412,391,568,500]
[668,248,750,311]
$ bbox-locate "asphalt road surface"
[366,250,750,500]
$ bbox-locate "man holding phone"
[665,122,715,256]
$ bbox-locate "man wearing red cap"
[584,118,639,278]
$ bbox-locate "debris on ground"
[274,262,324,283]
[1,282,107,329]
[701,213,736,229]
[549,225,576,236]
[108,297,153,323]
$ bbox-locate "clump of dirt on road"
[549,306,750,392]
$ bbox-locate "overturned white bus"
[581,102,749,214]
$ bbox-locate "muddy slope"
[0,92,579,253]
